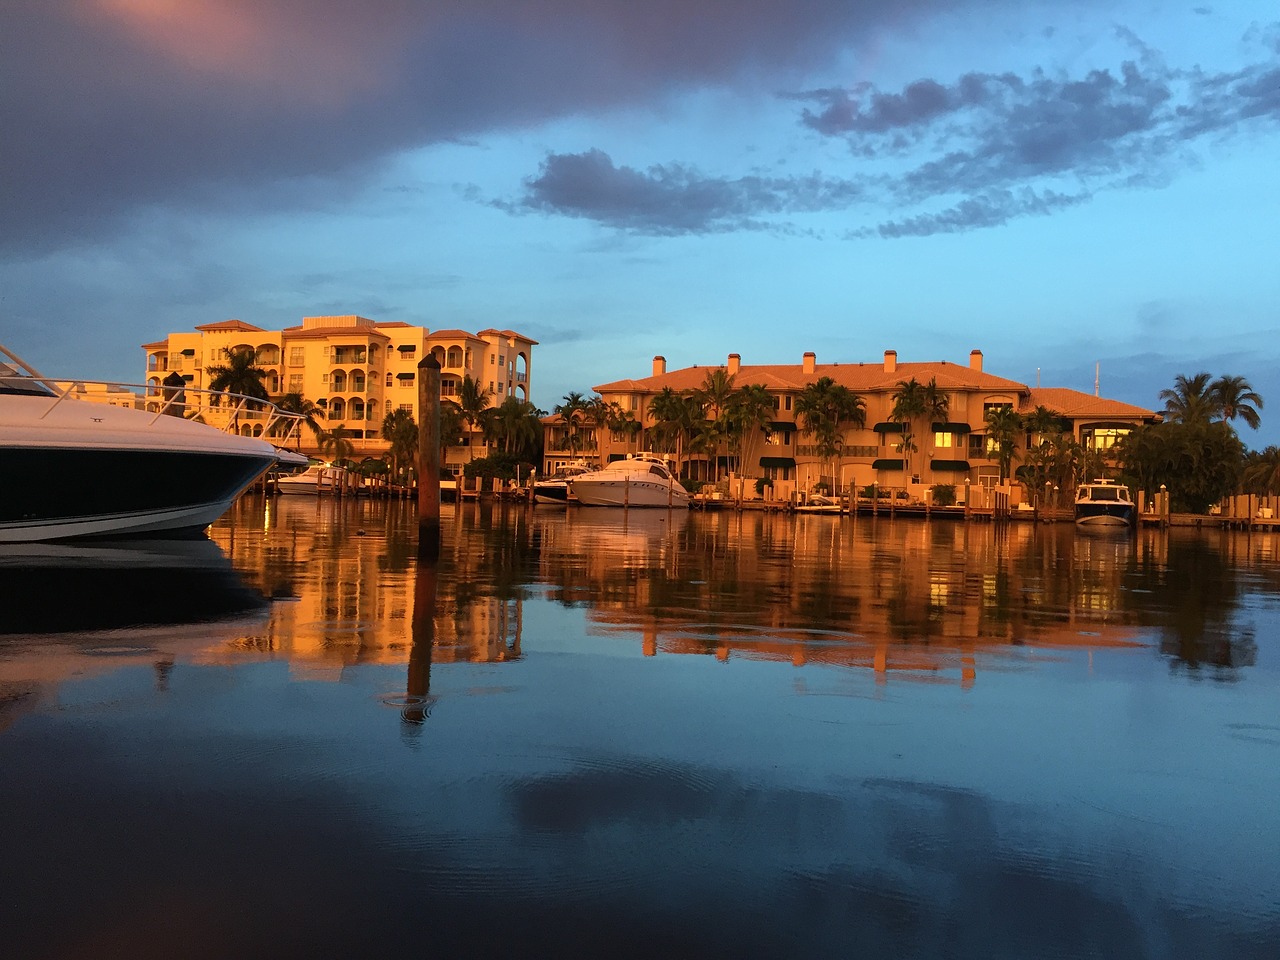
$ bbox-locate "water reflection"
[207,497,1274,684]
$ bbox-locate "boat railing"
[0,344,308,446]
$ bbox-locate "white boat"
[569,453,690,509]
[1074,479,1136,528]
[0,343,293,542]
[275,461,329,494]
[533,461,590,504]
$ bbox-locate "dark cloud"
[0,0,948,256]
[860,188,1089,238]
[508,149,862,234]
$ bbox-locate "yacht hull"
[571,477,689,509]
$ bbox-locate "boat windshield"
[0,362,58,398]
[1082,485,1127,501]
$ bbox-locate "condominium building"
[143,315,536,471]
[545,347,1160,500]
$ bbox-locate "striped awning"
[872,459,905,470]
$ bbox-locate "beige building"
[547,348,1159,502]
[144,316,536,472]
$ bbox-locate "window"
[386,373,393,387]
[289,374,303,391]
[289,346,305,365]
[321,373,328,384]
[764,464,794,481]
[765,430,792,446]
[785,396,793,411]
[1084,427,1129,451]
[935,432,954,449]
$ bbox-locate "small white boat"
[570,453,690,509]
[275,461,328,494]
[1074,479,1136,528]
[533,461,590,505]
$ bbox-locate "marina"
[2,495,1278,958]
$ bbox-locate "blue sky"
[3,1,1277,445]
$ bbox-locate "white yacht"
[569,454,690,509]
[0,343,291,542]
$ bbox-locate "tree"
[1243,446,1280,496]
[984,405,1022,483]
[694,369,738,480]
[457,375,493,461]
[1210,375,1264,431]
[553,391,589,456]
[320,424,355,464]
[647,387,701,477]
[206,347,269,402]
[890,377,927,475]
[1117,420,1244,513]
[1159,372,1215,426]
[727,383,775,478]
[380,408,418,481]
[439,400,465,460]
[796,376,866,492]
[273,392,323,449]
[490,396,543,460]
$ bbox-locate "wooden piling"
[417,354,442,559]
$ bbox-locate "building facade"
[545,348,1160,503]
[144,316,536,473]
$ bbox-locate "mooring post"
[417,354,442,560]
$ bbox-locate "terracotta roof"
[596,359,1029,395]
[1024,388,1160,421]
[140,339,168,350]
[425,329,486,343]
[279,325,391,340]
[374,321,414,329]
[194,319,265,332]
[477,328,539,344]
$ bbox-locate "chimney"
[969,349,983,372]
[802,351,816,374]
[728,353,740,376]
[884,349,897,374]
[653,355,666,377]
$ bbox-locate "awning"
[759,456,796,468]
[873,421,904,433]
[768,420,797,430]
[872,459,905,470]
[1079,421,1137,431]
[397,344,417,352]
[180,348,195,356]
[931,459,971,471]
[396,372,415,380]
[931,422,970,434]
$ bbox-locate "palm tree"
[491,396,543,459]
[457,375,493,460]
[273,392,323,450]
[984,405,1023,483]
[728,383,775,478]
[1243,446,1280,496]
[694,369,737,480]
[581,396,613,466]
[796,376,866,492]
[320,424,355,464]
[647,387,701,477]
[1159,372,1215,426]
[206,346,269,401]
[890,377,927,475]
[380,409,418,481]
[439,400,465,461]
[553,391,589,456]
[1210,374,1264,431]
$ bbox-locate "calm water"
[2,497,1279,959]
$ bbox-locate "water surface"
[2,497,1278,959]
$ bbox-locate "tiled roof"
[279,326,391,340]
[1025,388,1160,420]
[477,328,539,344]
[596,359,1029,395]
[426,329,486,342]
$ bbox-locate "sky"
[2,1,1278,446]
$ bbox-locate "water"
[2,497,1278,959]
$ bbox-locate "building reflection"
[203,496,1267,684]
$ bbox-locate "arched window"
[446,346,463,367]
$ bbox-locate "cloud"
[506,149,862,234]
[859,188,1089,238]
[0,0,954,256]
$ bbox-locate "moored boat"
[533,461,590,504]
[0,343,297,542]
[1074,479,1136,528]
[570,453,690,509]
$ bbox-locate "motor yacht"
[0,343,292,541]
[533,461,590,504]
[569,453,690,509]
[1074,479,1136,528]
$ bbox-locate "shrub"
[931,483,956,507]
